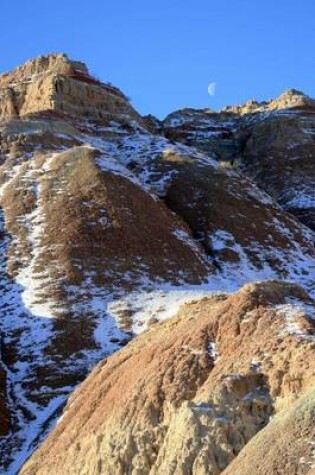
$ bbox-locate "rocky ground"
[0,54,314,474]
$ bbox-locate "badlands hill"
[0,53,314,474]
[21,281,315,475]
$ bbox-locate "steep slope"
[163,90,315,234]
[0,54,315,473]
[162,108,242,161]
[47,107,315,289]
[0,55,210,472]
[21,281,315,475]
[242,91,315,233]
[0,126,212,472]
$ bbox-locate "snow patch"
[273,297,315,340]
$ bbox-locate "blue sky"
[2,0,315,118]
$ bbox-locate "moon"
[208,82,216,96]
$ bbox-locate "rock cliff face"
[0,54,314,474]
[162,108,241,161]
[21,281,315,475]
[242,101,315,232]
[222,386,315,475]
[0,53,138,120]
[162,89,315,233]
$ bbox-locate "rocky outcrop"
[222,387,315,475]
[21,281,315,475]
[223,89,314,115]
[163,108,243,161]
[242,101,315,232]
[162,90,315,163]
[0,53,138,120]
[162,90,315,233]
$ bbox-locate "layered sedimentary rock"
[223,88,314,114]
[163,108,242,161]
[242,96,315,232]
[223,387,315,475]
[0,54,314,473]
[21,281,315,475]
[163,90,315,233]
[0,53,138,120]
[0,120,214,471]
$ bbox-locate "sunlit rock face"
[0,54,314,473]
[0,53,139,120]
[21,281,315,475]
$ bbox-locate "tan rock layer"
[21,281,315,475]
[222,386,315,475]
[0,53,138,121]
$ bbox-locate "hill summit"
[0,53,137,120]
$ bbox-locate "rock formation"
[0,53,139,120]
[161,89,315,233]
[222,386,315,475]
[21,281,315,475]
[0,54,314,473]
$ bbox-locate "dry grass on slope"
[131,148,315,276]
[38,146,210,360]
[40,146,210,291]
[0,144,210,362]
